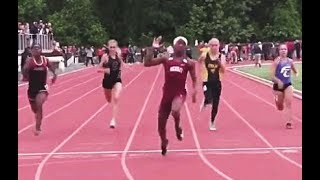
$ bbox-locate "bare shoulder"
[25,57,33,65]
[187,58,196,63]
[43,56,50,63]
[102,53,109,59]
[273,57,281,65]
[101,54,109,62]
[23,57,33,70]
[26,56,33,61]
[198,51,208,61]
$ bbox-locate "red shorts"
[159,89,187,114]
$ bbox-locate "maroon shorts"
[159,89,187,115]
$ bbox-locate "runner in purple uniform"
[271,44,299,129]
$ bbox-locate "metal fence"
[18,34,54,54]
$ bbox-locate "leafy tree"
[48,0,108,46]
[18,0,302,45]
[263,0,302,41]
[177,0,257,43]
[18,0,47,22]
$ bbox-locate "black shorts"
[203,81,222,105]
[27,85,48,102]
[273,82,292,92]
[102,78,122,89]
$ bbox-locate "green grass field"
[236,63,302,91]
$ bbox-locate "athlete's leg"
[29,100,38,113]
[104,88,114,128]
[171,94,186,141]
[28,90,38,113]
[33,91,48,135]
[103,89,112,103]
[158,95,172,155]
[273,90,284,111]
[109,82,122,128]
[202,82,213,110]
[283,85,294,129]
[210,82,222,131]
[103,78,113,103]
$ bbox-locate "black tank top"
[205,53,222,83]
[103,55,121,79]
[29,56,48,89]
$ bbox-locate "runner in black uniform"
[198,38,226,131]
[98,39,124,128]
[102,53,122,89]
[22,44,57,136]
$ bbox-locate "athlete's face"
[279,44,288,57]
[108,42,118,55]
[208,39,220,53]
[31,46,41,57]
[173,39,186,54]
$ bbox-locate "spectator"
[85,46,94,66]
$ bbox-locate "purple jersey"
[275,58,292,84]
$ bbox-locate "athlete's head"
[31,44,42,57]
[279,44,288,58]
[173,36,188,57]
[208,38,220,54]
[107,39,119,56]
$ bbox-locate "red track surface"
[18,63,302,180]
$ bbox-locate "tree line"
[18,0,302,46]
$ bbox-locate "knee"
[158,112,168,128]
[212,95,220,105]
[104,93,112,103]
[285,100,292,108]
[211,102,219,111]
[106,96,112,103]
[31,106,37,113]
[277,104,284,111]
[112,95,119,104]
[35,102,43,112]
[171,110,180,118]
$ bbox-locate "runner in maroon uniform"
[144,36,197,156]
[22,44,57,136]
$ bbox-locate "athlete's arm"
[118,52,129,69]
[219,54,226,74]
[290,60,299,76]
[116,48,124,62]
[97,54,110,74]
[188,60,197,103]
[197,51,207,64]
[46,57,57,83]
[196,52,206,83]
[270,58,282,84]
[143,47,166,67]
[22,57,31,81]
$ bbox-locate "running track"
[18,63,302,180]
